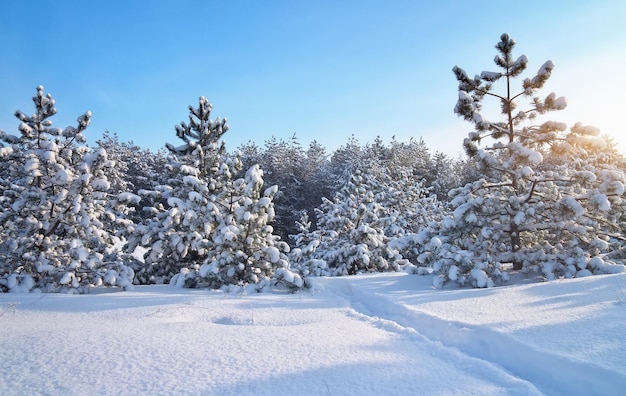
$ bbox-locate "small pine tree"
[0,86,133,292]
[195,164,296,290]
[127,96,231,283]
[292,170,399,276]
[128,96,300,290]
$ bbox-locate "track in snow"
[322,277,626,396]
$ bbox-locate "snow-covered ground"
[1,272,625,395]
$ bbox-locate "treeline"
[1,33,625,293]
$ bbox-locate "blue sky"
[1,0,625,157]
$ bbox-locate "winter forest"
[1,34,625,294]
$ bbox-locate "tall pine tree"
[429,34,625,287]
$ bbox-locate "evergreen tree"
[239,136,331,243]
[329,135,370,188]
[126,96,232,283]
[290,135,446,277]
[385,137,433,184]
[429,34,625,287]
[292,170,402,276]
[127,96,300,290]
[0,86,134,292]
[256,135,307,240]
[96,131,168,225]
[300,140,333,231]
[192,164,297,290]
[96,131,169,194]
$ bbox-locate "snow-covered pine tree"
[290,136,448,277]
[430,34,625,287]
[0,86,134,293]
[287,210,321,270]
[238,136,332,244]
[126,96,231,284]
[96,132,168,226]
[542,129,626,267]
[127,96,301,290]
[329,135,370,189]
[292,170,400,276]
[194,164,300,290]
[380,172,443,267]
[364,138,442,236]
[361,139,445,271]
[254,135,307,240]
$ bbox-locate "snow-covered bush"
[0,86,134,292]
[430,34,626,287]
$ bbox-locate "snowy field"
[1,272,625,396]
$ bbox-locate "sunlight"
[549,50,626,155]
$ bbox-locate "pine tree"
[126,96,232,284]
[96,132,168,227]
[292,170,401,276]
[238,136,332,245]
[193,164,297,290]
[430,34,625,287]
[0,86,134,292]
[128,96,300,290]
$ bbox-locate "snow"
[553,96,567,110]
[91,177,110,190]
[509,142,542,165]
[513,55,529,69]
[536,60,554,78]
[591,193,611,211]
[266,246,280,263]
[480,71,502,81]
[559,196,585,217]
[1,272,625,395]
[0,146,13,157]
[117,192,141,204]
[458,91,472,101]
[258,196,271,207]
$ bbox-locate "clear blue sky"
[1,0,625,157]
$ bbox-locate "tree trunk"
[510,222,523,270]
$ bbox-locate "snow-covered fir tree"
[0,86,134,293]
[127,96,301,290]
[427,34,625,287]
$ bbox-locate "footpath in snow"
[1,272,625,395]
[319,272,626,396]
